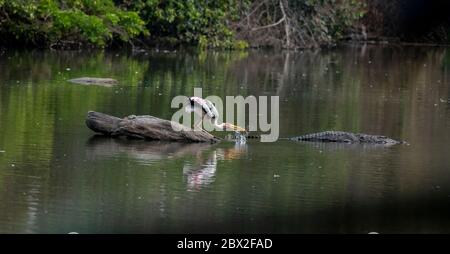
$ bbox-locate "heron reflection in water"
[86,136,247,191]
[183,142,247,191]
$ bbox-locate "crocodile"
[289,131,405,144]
[245,131,406,145]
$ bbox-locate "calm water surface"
[1,45,450,233]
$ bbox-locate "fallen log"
[85,111,220,143]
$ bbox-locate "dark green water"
[1,45,450,233]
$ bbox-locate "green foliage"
[119,0,248,49]
[0,0,365,49]
[326,0,367,39]
[289,0,366,45]
[0,0,147,47]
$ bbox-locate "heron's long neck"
[214,119,225,130]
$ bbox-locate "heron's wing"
[189,97,219,119]
[203,99,219,119]
[189,97,203,105]
[188,97,205,114]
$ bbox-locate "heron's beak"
[230,124,247,132]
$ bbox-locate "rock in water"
[68,77,118,86]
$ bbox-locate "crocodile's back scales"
[290,131,404,145]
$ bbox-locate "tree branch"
[279,0,290,48]
[251,16,285,32]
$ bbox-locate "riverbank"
[0,0,363,50]
[2,1,450,51]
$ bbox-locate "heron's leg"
[194,119,203,131]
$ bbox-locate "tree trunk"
[85,111,220,143]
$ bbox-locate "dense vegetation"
[0,0,366,49]
[0,0,147,48]
[1,0,449,49]
[234,0,365,48]
[0,0,249,49]
[117,0,248,49]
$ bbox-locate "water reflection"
[86,136,247,191]
[183,142,247,191]
[183,152,218,191]
[295,140,404,152]
[86,136,213,164]
[1,46,450,233]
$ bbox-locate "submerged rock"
[68,77,118,86]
